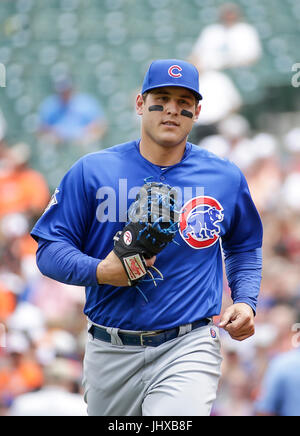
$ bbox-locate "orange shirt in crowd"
[0,283,16,322]
[0,358,44,398]
[18,234,38,257]
[0,167,50,217]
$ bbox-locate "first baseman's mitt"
[113,181,179,295]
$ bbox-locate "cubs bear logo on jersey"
[179,196,224,249]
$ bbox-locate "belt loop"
[106,327,124,346]
[178,323,192,337]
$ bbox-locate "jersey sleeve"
[222,169,263,254]
[31,157,91,249]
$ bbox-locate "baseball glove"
[113,181,179,295]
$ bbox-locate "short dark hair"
[142,91,150,102]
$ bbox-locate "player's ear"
[194,104,201,122]
[136,94,144,116]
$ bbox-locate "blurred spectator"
[217,114,254,171]
[197,113,248,160]
[0,142,50,290]
[190,70,242,143]
[264,304,299,355]
[280,130,300,213]
[38,76,108,147]
[244,133,283,212]
[283,127,300,173]
[24,276,86,329]
[0,331,44,408]
[254,347,300,416]
[189,2,262,72]
[6,302,46,342]
[0,281,16,323]
[0,110,10,172]
[9,358,87,416]
[281,173,300,212]
[197,134,230,159]
[0,142,50,219]
[200,116,283,214]
[0,212,33,276]
[216,367,254,416]
[198,113,255,170]
[0,108,7,146]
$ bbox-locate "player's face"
[136,86,201,149]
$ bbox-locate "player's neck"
[139,137,187,167]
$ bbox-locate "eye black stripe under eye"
[181,109,193,118]
[149,105,164,112]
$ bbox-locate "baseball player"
[31,59,263,416]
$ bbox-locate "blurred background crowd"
[0,0,300,416]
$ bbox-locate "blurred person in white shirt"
[190,71,243,143]
[9,358,87,416]
[189,2,262,72]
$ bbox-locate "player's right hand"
[96,250,156,287]
[218,303,255,341]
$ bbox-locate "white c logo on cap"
[168,65,182,78]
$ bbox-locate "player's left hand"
[218,303,255,341]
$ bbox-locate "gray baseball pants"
[82,320,222,416]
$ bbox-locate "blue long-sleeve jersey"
[31,140,263,330]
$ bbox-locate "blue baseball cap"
[141,59,202,101]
